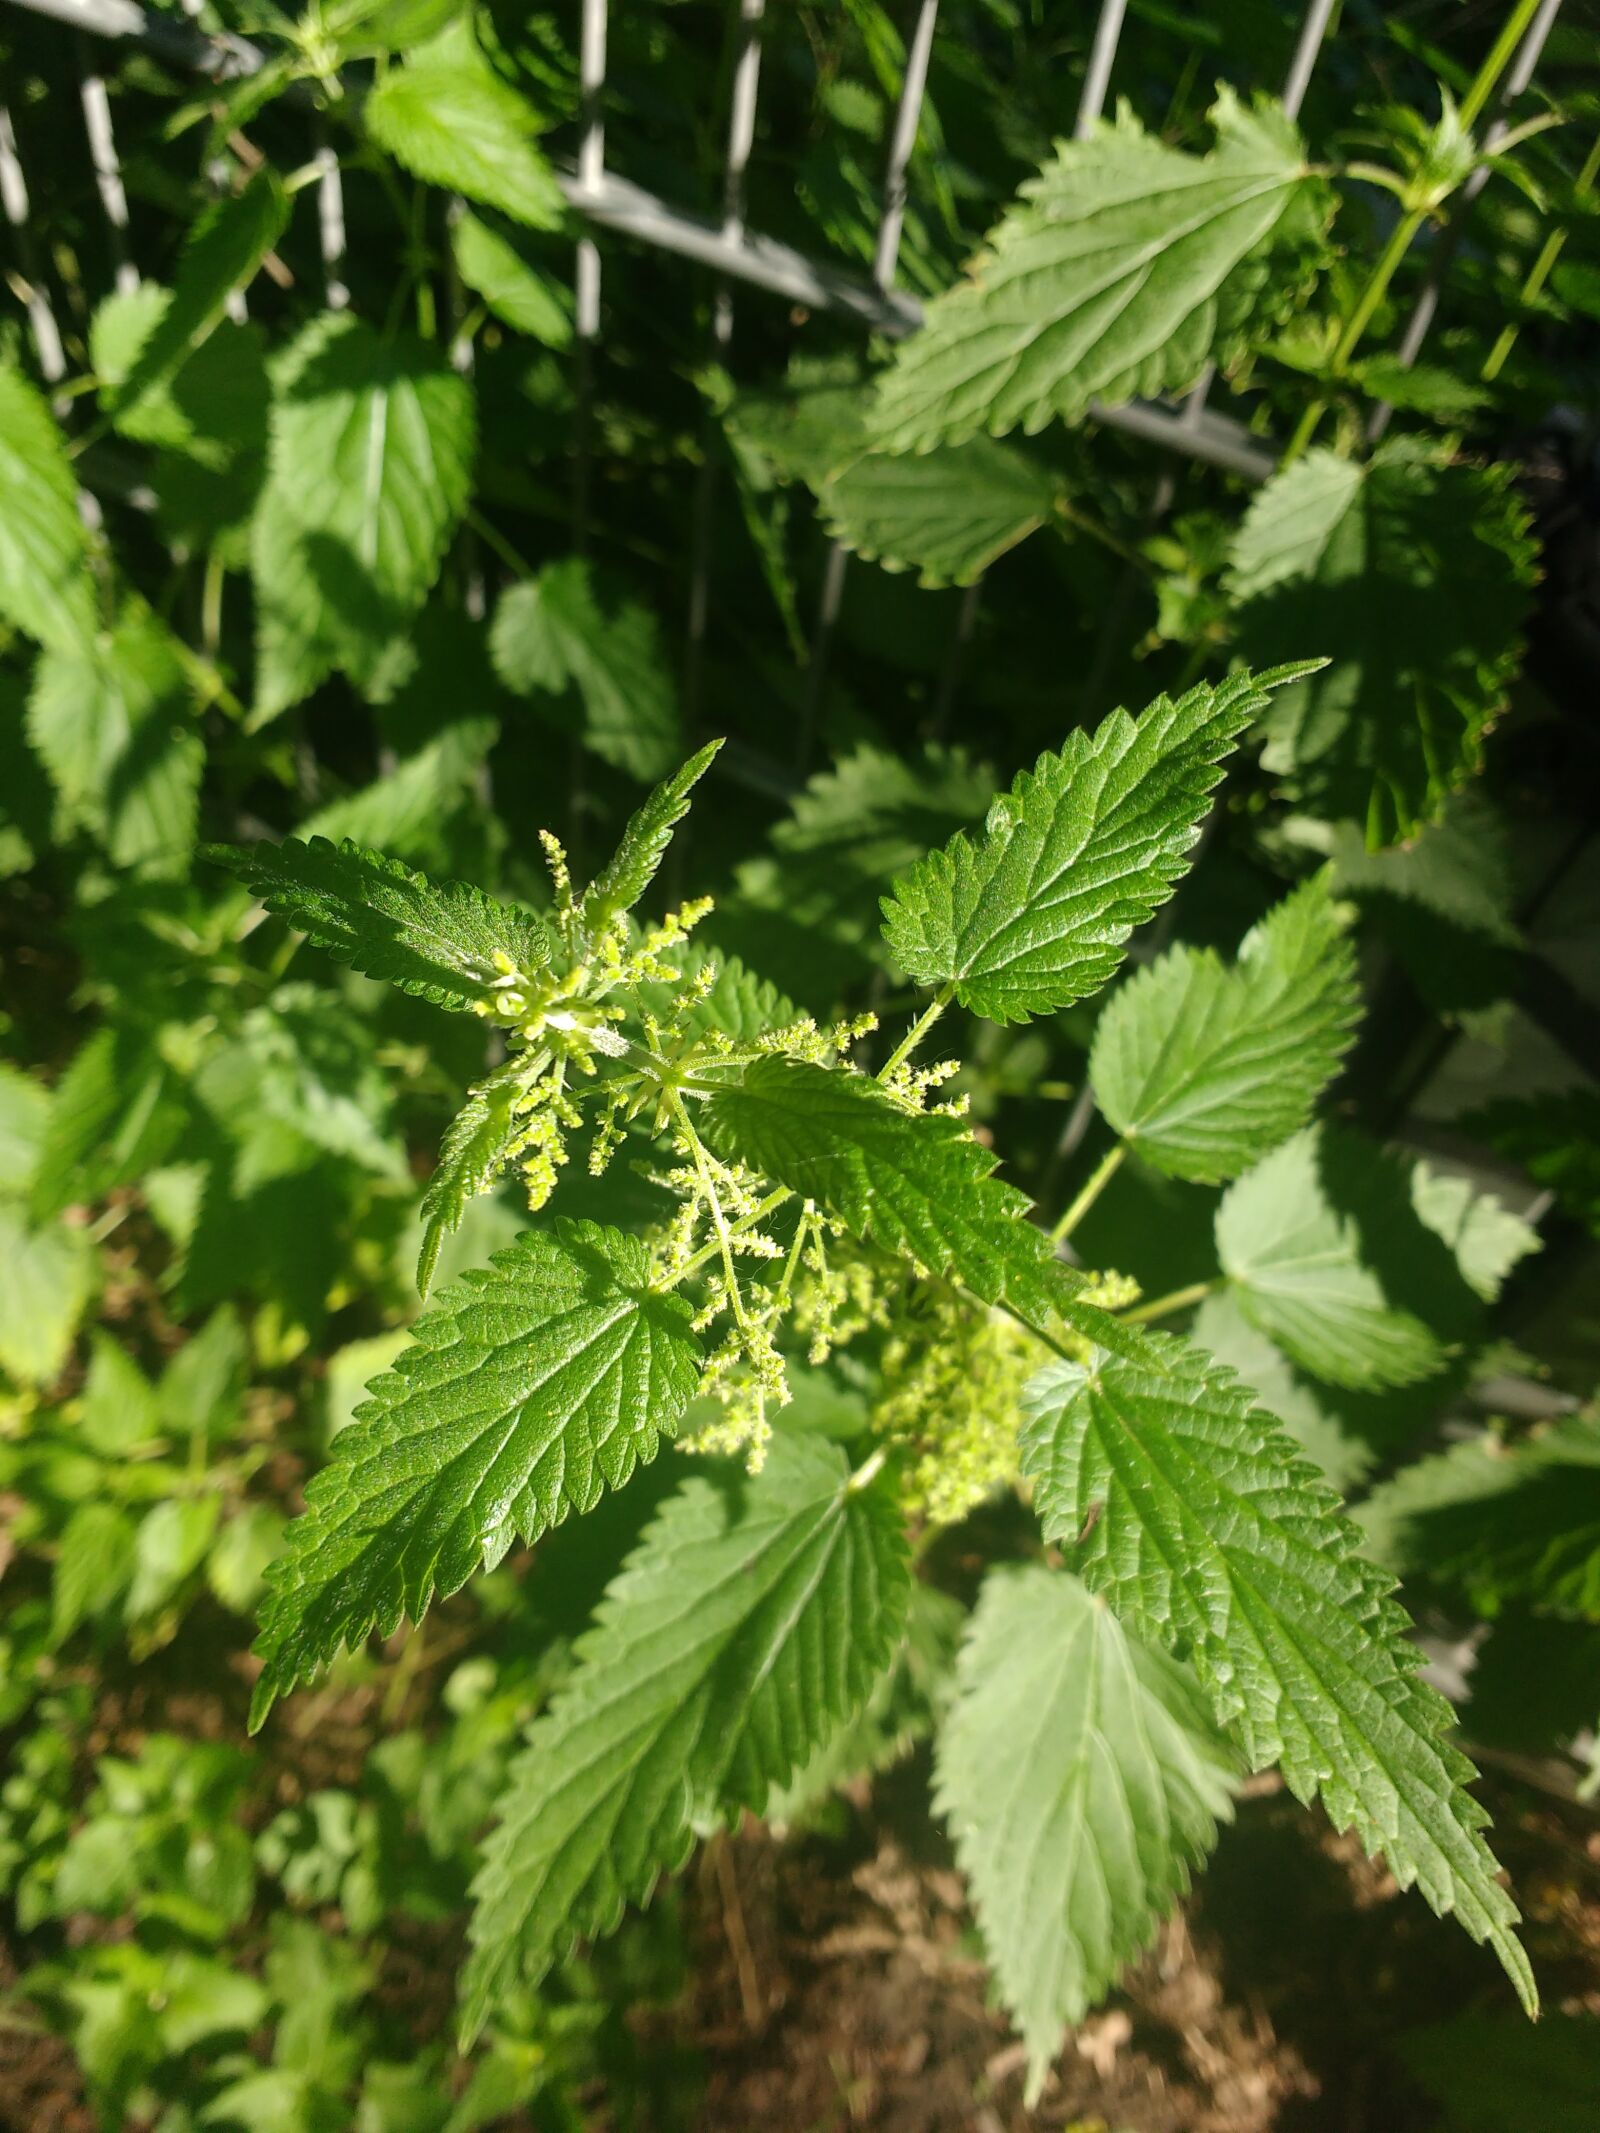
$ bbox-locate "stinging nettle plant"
[209,658,1538,2094]
[8,0,1595,2113]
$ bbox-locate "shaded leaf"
[0,362,96,653]
[937,1566,1239,2100]
[818,436,1058,586]
[1018,1334,1533,2013]
[251,314,476,718]
[27,612,203,874]
[1227,443,1535,843]
[1357,1413,1600,1622]
[451,209,572,344]
[1091,874,1358,1180]
[110,172,289,421]
[463,1433,909,2037]
[490,560,680,781]
[0,1205,94,1385]
[1216,1126,1534,1391]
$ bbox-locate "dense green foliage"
[3,0,1600,2124]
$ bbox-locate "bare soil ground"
[5,1681,1597,2132]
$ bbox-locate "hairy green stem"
[466,507,535,580]
[878,983,955,1082]
[1281,0,1547,466]
[1482,129,1600,381]
[1457,0,1546,130]
[1051,1141,1126,1244]
[1118,1277,1217,1327]
[671,1091,754,1334]
[847,1445,889,1493]
[663,1187,793,1290]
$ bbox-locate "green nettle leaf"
[251,313,476,719]
[490,559,680,781]
[462,1432,910,2038]
[817,436,1058,587]
[0,1204,95,1386]
[870,91,1328,453]
[109,170,289,421]
[416,1062,525,1298]
[450,209,573,345]
[769,1583,963,1827]
[1350,355,1492,420]
[1090,874,1359,1180]
[698,1056,1081,1335]
[634,944,797,1047]
[1215,1131,1437,1390]
[52,1502,139,1646]
[94,295,268,471]
[1227,441,1536,843]
[1331,789,1519,946]
[881,667,1316,1024]
[1190,1290,1381,1495]
[128,1496,221,1621]
[364,23,565,231]
[1215,1125,1534,1392]
[1018,1335,1534,2014]
[725,355,870,489]
[0,362,97,653]
[299,716,500,861]
[202,835,552,1013]
[723,741,994,1008]
[250,1221,701,1727]
[27,611,204,873]
[30,1027,185,1222]
[339,0,463,55]
[579,740,723,935]
[195,991,408,1189]
[0,1059,51,1195]
[1358,1414,1600,1623]
[937,1566,1240,2100]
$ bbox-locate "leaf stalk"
[1051,1141,1126,1244]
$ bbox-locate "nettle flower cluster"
[481,833,988,1474]
[461,823,718,1217]
[246,747,1005,1487]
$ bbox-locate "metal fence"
[0,0,1567,690]
[1,0,1572,759]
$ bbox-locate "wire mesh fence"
[0,0,1566,669]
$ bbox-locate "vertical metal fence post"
[314,117,349,312]
[565,0,609,855]
[684,0,767,729]
[0,102,68,383]
[1367,0,1564,441]
[572,0,608,560]
[796,0,939,770]
[77,33,138,293]
[1074,0,1127,140]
